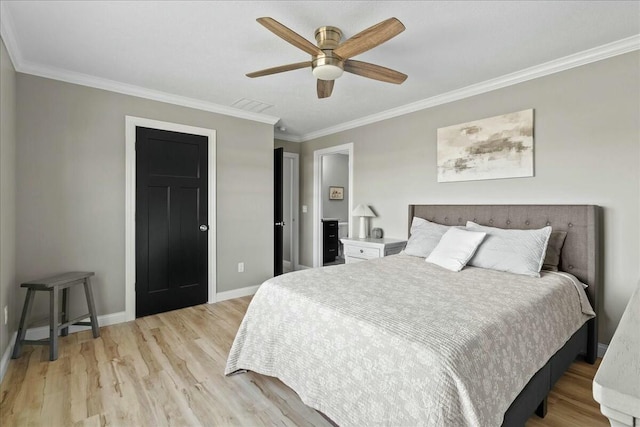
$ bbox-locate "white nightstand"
[340,238,407,264]
[593,280,640,427]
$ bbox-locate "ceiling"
[1,1,639,141]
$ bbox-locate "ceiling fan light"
[313,64,344,80]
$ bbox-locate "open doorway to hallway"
[313,143,354,268]
[282,152,299,273]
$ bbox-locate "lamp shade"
[312,64,344,80]
[352,204,376,217]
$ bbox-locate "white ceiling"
[2,1,639,141]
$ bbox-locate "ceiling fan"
[247,17,408,99]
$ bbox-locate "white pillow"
[466,221,552,277]
[425,227,487,272]
[404,217,450,258]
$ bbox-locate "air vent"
[231,98,274,113]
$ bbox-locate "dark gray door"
[274,148,284,276]
[136,127,208,317]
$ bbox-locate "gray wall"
[322,154,349,221]
[16,74,274,322]
[274,138,300,154]
[0,39,17,361]
[299,51,640,344]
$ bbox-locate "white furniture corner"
[593,280,640,427]
[341,238,407,264]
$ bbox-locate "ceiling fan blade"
[257,17,323,56]
[246,61,312,78]
[333,17,405,60]
[344,60,407,84]
[317,79,334,98]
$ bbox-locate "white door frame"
[125,116,217,322]
[313,143,354,268]
[283,152,300,271]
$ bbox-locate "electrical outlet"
[4,306,7,325]
[302,205,308,213]
[238,262,245,273]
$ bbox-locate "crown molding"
[2,0,637,139]
[274,132,303,143]
[0,1,22,68]
[16,61,280,125]
[0,3,279,126]
[298,34,640,142]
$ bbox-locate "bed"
[226,205,600,426]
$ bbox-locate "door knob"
[275,222,285,226]
[199,225,209,232]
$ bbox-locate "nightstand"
[340,238,407,264]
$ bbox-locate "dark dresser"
[322,220,339,263]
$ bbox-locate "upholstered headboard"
[407,204,601,308]
[408,205,601,360]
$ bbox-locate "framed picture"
[329,186,344,200]
[437,109,534,182]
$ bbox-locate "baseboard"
[597,342,608,358]
[2,286,261,380]
[1,310,127,384]
[0,331,17,384]
[215,285,260,302]
[283,260,291,269]
[22,311,127,341]
[296,264,312,270]
[0,299,610,385]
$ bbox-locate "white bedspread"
[225,254,594,426]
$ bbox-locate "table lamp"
[352,204,376,239]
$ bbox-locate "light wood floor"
[1,296,608,426]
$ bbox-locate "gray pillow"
[466,221,552,277]
[404,217,450,258]
[542,231,567,271]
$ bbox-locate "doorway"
[313,143,354,268]
[125,116,216,321]
[283,152,299,272]
[274,148,300,275]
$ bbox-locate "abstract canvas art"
[437,109,534,182]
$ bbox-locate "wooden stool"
[12,271,100,361]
